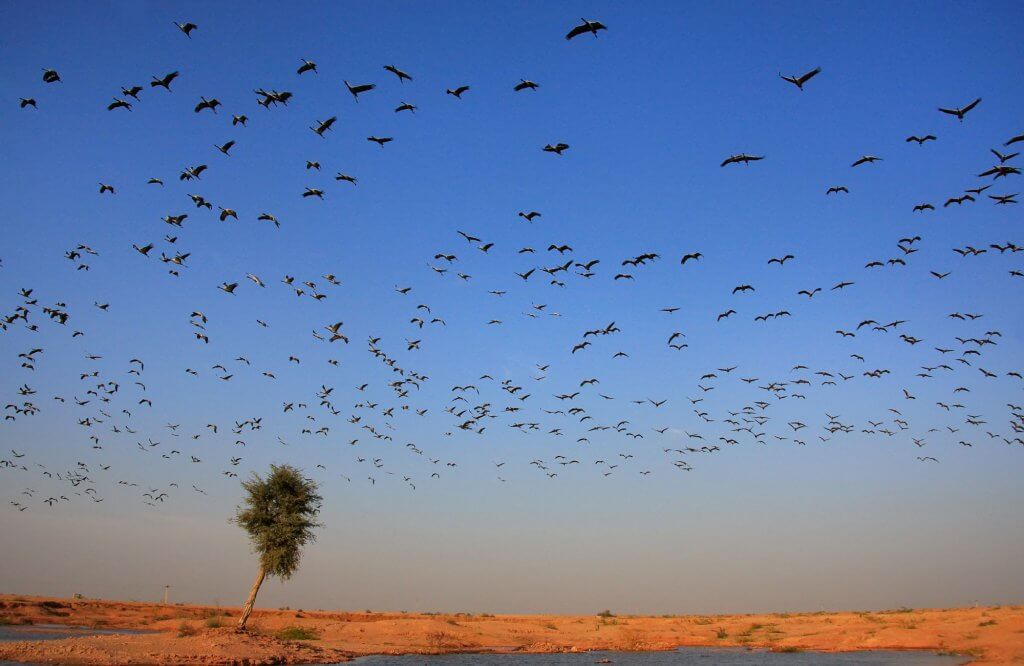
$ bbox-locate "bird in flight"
[344,80,375,101]
[720,154,764,167]
[779,66,821,90]
[566,18,607,40]
[851,155,882,167]
[384,65,412,82]
[174,21,198,38]
[938,98,981,121]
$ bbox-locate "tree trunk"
[236,565,265,631]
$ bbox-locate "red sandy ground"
[0,594,1021,664]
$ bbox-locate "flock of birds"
[3,16,1023,516]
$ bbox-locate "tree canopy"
[234,464,322,579]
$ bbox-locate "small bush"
[177,621,198,637]
[979,620,997,627]
[426,630,453,648]
[276,626,320,641]
[543,622,557,630]
[596,610,615,618]
[775,646,803,653]
[716,628,728,639]
[204,616,223,628]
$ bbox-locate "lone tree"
[233,464,322,630]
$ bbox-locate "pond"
[0,624,154,666]
[0,623,151,642]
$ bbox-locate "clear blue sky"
[1,1,1022,615]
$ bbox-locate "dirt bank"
[1,594,1021,664]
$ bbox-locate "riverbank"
[1,595,1020,664]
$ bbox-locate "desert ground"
[0,594,1021,665]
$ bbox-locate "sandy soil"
[1,594,1021,664]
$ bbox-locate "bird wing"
[797,66,821,84]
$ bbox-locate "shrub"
[276,626,320,641]
[426,630,452,647]
[596,610,615,618]
[177,621,197,637]
[204,616,223,628]
[716,628,728,639]
[775,646,803,653]
[979,620,997,627]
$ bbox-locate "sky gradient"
[1,1,1022,615]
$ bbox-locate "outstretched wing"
[797,66,821,84]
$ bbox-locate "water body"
[0,624,153,666]
[349,648,967,665]
[0,623,149,642]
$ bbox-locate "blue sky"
[0,1,1022,614]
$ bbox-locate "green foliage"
[276,625,320,640]
[233,464,323,580]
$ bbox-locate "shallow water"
[0,624,154,665]
[0,623,149,642]
[349,648,967,665]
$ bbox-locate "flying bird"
[384,65,412,82]
[174,21,198,38]
[779,67,821,90]
[566,18,607,40]
[344,80,375,101]
[938,98,981,121]
[721,154,764,167]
